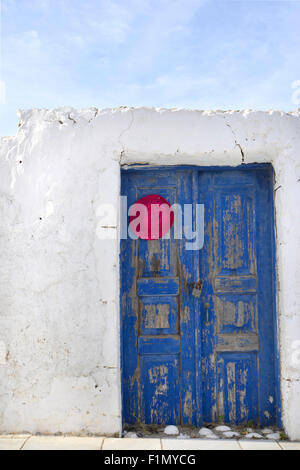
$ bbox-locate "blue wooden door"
[199,168,279,426]
[121,169,197,426]
[121,166,279,427]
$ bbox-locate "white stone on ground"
[164,425,179,436]
[199,427,214,437]
[223,431,240,438]
[215,425,231,432]
[266,433,280,440]
[244,433,263,439]
[177,434,191,439]
[124,432,138,439]
[262,428,273,434]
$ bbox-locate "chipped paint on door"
[121,166,280,427]
[121,170,196,426]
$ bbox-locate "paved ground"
[0,435,299,450]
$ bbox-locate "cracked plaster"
[0,107,300,439]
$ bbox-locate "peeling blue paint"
[121,166,280,427]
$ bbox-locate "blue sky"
[1,0,300,136]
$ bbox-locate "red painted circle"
[129,194,174,240]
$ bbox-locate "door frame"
[120,163,281,428]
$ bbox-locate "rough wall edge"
[0,106,298,138]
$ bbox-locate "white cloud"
[58,0,139,45]
[12,30,41,49]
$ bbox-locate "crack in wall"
[118,108,135,158]
[68,114,77,125]
[224,120,245,163]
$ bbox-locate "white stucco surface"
[0,107,299,439]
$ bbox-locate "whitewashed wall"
[0,107,299,439]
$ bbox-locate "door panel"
[217,352,258,424]
[140,354,180,424]
[140,296,178,335]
